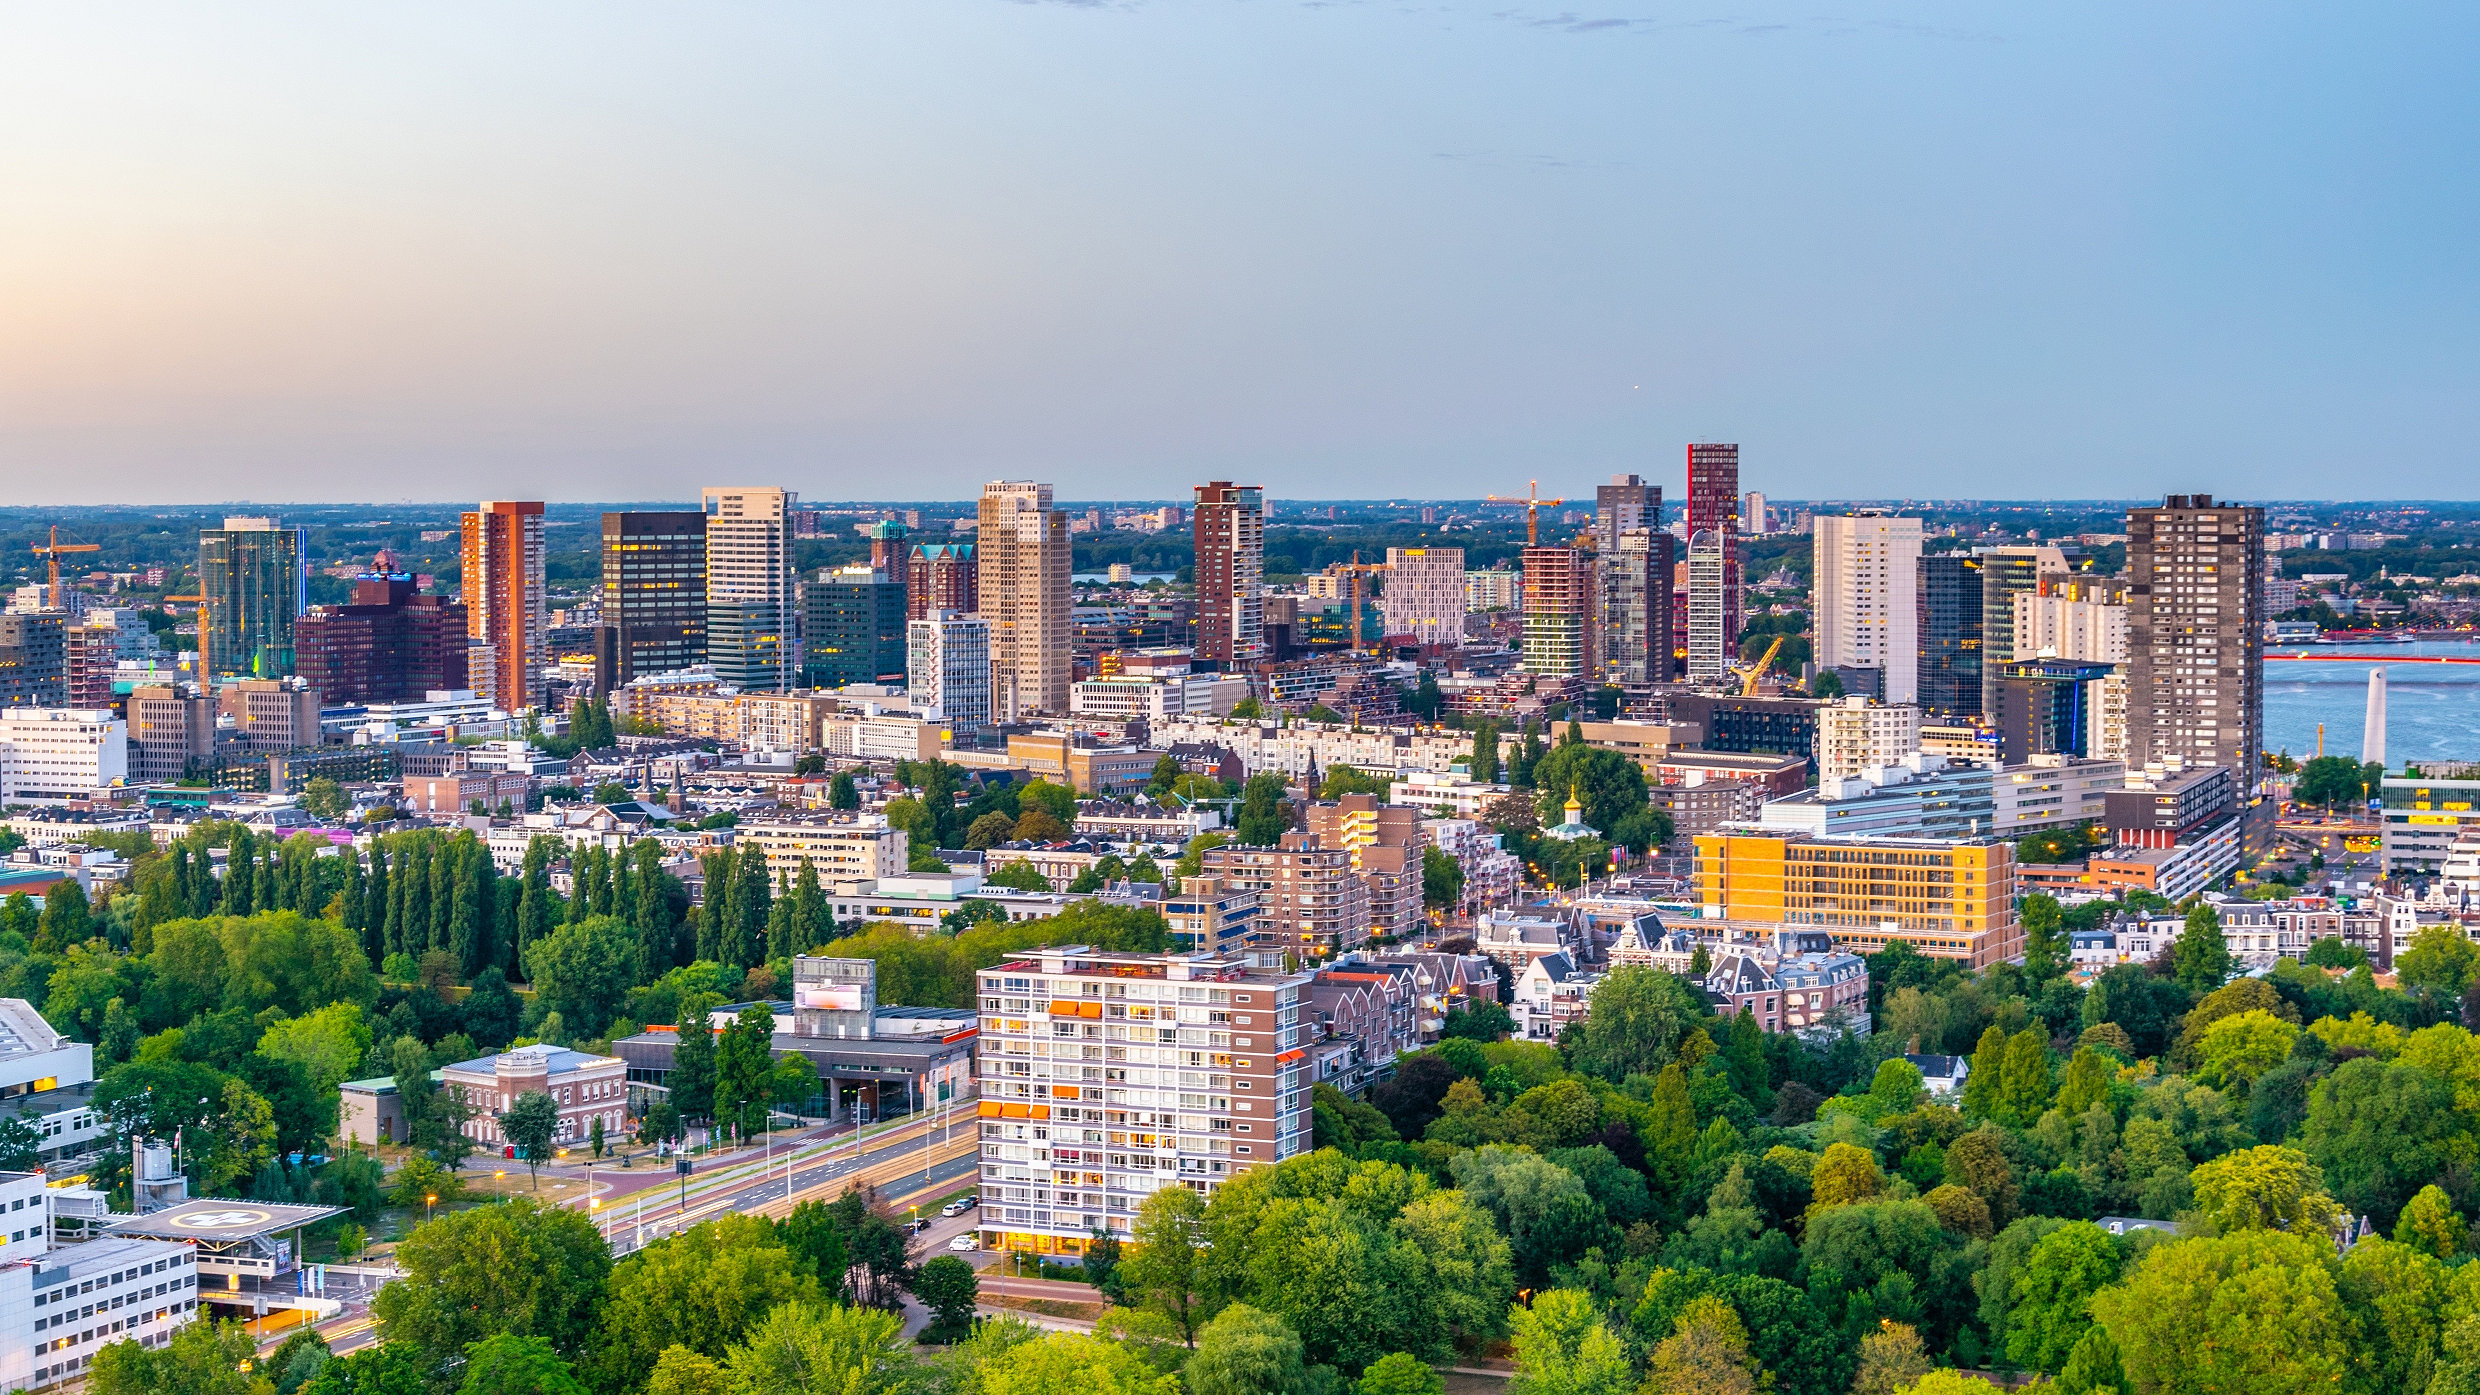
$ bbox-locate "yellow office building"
[1695,831,2019,968]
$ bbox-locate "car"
[948,1234,978,1252]
[940,1202,966,1218]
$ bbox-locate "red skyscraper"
[1687,443,1741,648]
[1194,482,1265,664]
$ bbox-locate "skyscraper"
[1687,443,1741,647]
[1812,511,1922,704]
[909,610,991,733]
[1193,482,1265,665]
[1594,475,1655,553]
[601,510,706,684]
[1743,491,1769,537]
[1380,547,1465,649]
[1601,529,1673,690]
[460,501,546,710]
[1686,531,1730,684]
[1520,545,1598,682]
[804,564,908,688]
[906,541,977,621]
[978,481,1071,718]
[1976,545,2067,719]
[2128,493,2265,789]
[1916,552,1984,717]
[703,487,798,693]
[199,516,306,680]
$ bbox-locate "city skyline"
[4,3,2476,503]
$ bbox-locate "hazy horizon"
[5,3,2475,505]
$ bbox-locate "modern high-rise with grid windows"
[978,481,1071,718]
[970,946,1313,1256]
[1193,482,1265,666]
[1686,443,1742,648]
[2128,494,2264,791]
[703,487,798,693]
[1520,545,1597,681]
[1813,511,1922,704]
[601,511,706,685]
[459,501,545,710]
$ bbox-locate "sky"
[1,2,2475,506]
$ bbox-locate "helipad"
[107,1197,346,1243]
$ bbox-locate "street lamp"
[424,1193,437,1224]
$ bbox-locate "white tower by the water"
[2363,668,2388,769]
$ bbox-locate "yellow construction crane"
[1729,632,1788,696]
[1484,480,1570,547]
[30,525,99,609]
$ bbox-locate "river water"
[2265,640,2480,765]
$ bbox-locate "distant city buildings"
[296,570,468,703]
[461,500,546,710]
[907,610,991,733]
[1686,443,1742,646]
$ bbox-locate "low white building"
[0,711,125,806]
[1069,673,1250,724]
[0,1000,103,1172]
[1388,772,1511,819]
[1511,951,1599,1042]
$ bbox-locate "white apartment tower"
[702,487,799,693]
[1816,698,1923,781]
[1686,532,1730,685]
[908,611,992,734]
[1380,547,1466,649]
[977,482,1072,719]
[1812,511,1922,704]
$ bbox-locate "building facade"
[1686,442,1742,646]
[0,710,125,805]
[1520,545,1597,681]
[971,946,1313,1255]
[295,572,468,704]
[805,565,909,689]
[979,482,1072,719]
[461,500,547,711]
[1199,836,1372,963]
[1602,529,1674,690]
[601,510,707,685]
[1975,545,2067,720]
[1686,530,1730,684]
[198,516,306,681]
[1594,474,1655,552]
[1916,551,1985,718]
[1193,482,1265,665]
[0,617,65,710]
[703,487,799,693]
[1694,829,2020,967]
[905,542,977,622]
[1381,547,1465,649]
[2127,494,2265,791]
[1813,512,1922,704]
[908,611,992,733]
[1816,698,1922,781]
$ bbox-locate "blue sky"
[1,2,2473,504]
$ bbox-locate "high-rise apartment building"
[1916,552,1984,717]
[63,621,116,710]
[1304,794,1424,944]
[2128,494,2265,790]
[601,511,706,684]
[1743,491,1769,537]
[1975,545,2065,719]
[1380,547,1465,649]
[703,488,799,693]
[2011,575,2129,663]
[906,542,978,622]
[460,501,546,711]
[969,946,1313,1254]
[1465,569,1521,612]
[1685,531,1730,684]
[1686,443,1742,646]
[296,572,469,703]
[908,611,992,733]
[1602,530,1674,690]
[1594,475,1655,553]
[1193,483,1265,665]
[805,565,908,688]
[978,482,1071,719]
[1813,512,1923,704]
[1816,698,1923,780]
[199,516,306,680]
[1200,835,1371,962]
[1520,546,1598,682]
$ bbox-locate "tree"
[1421,844,1464,911]
[1961,1024,2008,1121]
[2292,755,2381,809]
[2087,1229,2353,1394]
[965,812,1020,850]
[1234,773,1290,846]
[371,1197,611,1364]
[2299,1055,2461,1227]
[2191,1011,2299,1090]
[500,1092,561,1188]
[1121,1183,1210,1344]
[1564,966,1707,1081]
[2020,893,2065,982]
[2397,925,2480,1004]
[2173,904,2233,993]
[1848,1320,1929,1395]
[1507,1288,1631,1395]
[1643,1294,1766,1395]
[1451,1144,1611,1284]
[299,1342,428,1395]
[256,1002,373,1095]
[713,1002,778,1136]
[302,777,347,822]
[912,1254,979,1342]
[1996,1029,2053,1126]
[524,916,636,1041]
[1356,1353,1444,1395]
[2393,1182,2466,1259]
[1810,1142,1887,1212]
[827,770,860,811]
[38,877,93,949]
[1186,1303,1309,1395]
[2005,1222,2121,1373]
[1469,722,1501,784]
[460,1335,587,1395]
[724,1301,916,1395]
[88,1320,266,1395]
[669,994,718,1124]
[2185,1144,2342,1235]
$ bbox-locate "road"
[298,1109,984,1357]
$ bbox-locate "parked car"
[940,1201,966,1218]
[947,1234,977,1252]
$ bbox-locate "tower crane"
[1325,551,1390,656]
[29,525,99,609]
[1483,481,1570,547]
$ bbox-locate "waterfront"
[2265,641,2480,765]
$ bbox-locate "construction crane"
[1326,551,1390,656]
[1729,632,1788,696]
[30,525,99,610]
[1484,480,1570,547]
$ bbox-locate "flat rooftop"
[107,1198,347,1242]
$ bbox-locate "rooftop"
[108,1197,348,1242]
